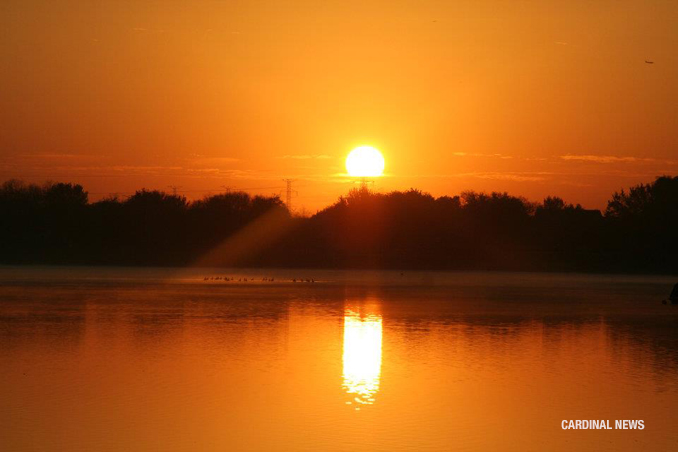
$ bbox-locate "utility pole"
[282,179,297,212]
[358,178,374,191]
[167,185,182,196]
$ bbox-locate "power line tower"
[355,177,375,191]
[359,177,374,190]
[167,185,182,196]
[282,179,297,212]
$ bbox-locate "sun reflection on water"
[342,309,383,408]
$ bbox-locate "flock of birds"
[203,276,316,283]
[199,277,676,301]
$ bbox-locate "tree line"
[0,176,676,273]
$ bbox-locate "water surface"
[1,267,677,451]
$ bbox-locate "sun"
[345,146,385,177]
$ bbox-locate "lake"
[1,267,677,451]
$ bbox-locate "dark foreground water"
[1,267,677,451]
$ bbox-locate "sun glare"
[342,309,383,407]
[346,146,385,177]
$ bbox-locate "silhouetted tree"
[534,196,604,270]
[604,176,678,271]
[187,192,289,262]
[0,180,88,263]
[0,176,676,273]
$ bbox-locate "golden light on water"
[342,309,383,408]
[345,146,385,177]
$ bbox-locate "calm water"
[1,267,677,451]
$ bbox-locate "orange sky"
[1,0,677,212]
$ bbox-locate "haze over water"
[1,267,677,451]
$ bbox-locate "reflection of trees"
[0,285,87,350]
[0,282,297,350]
[605,318,678,379]
[331,284,678,380]
[2,276,677,388]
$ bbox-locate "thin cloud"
[0,153,109,172]
[0,153,291,183]
[453,152,513,159]
[187,156,240,167]
[462,172,548,182]
[59,165,185,175]
[23,153,109,160]
[281,154,332,160]
[2,165,277,181]
[398,172,552,182]
[560,154,653,163]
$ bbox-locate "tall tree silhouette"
[605,176,678,271]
